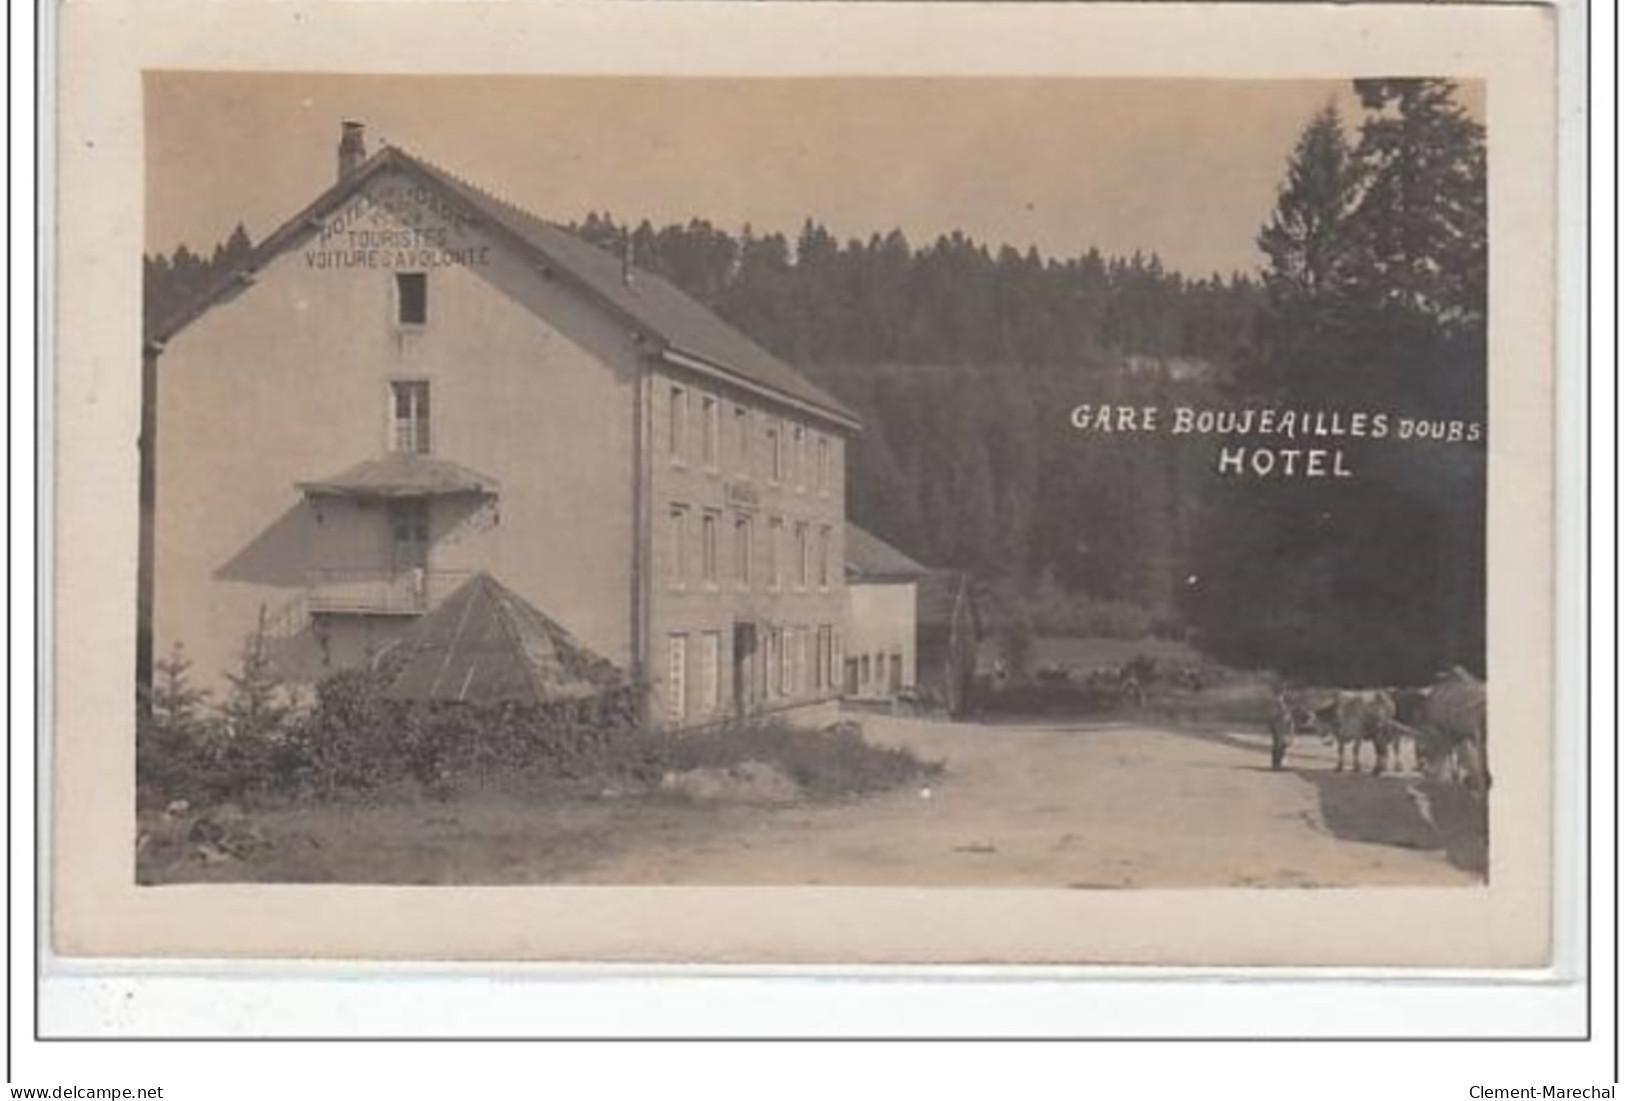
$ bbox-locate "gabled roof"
[845,522,928,581]
[382,572,624,705]
[150,144,860,431]
[297,453,499,499]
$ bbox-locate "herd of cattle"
[1267,667,1489,794]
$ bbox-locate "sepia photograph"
[26,12,1597,1090]
[133,72,1498,894]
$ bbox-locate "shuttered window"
[668,506,688,588]
[734,406,752,476]
[701,511,719,587]
[668,386,687,463]
[701,395,719,470]
[767,517,783,591]
[667,634,687,724]
[735,515,753,587]
[701,632,721,714]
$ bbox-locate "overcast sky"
[145,73,1484,280]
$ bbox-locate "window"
[817,525,831,589]
[780,627,795,696]
[860,653,871,685]
[766,422,782,484]
[667,634,687,723]
[734,514,753,587]
[390,380,431,454]
[817,436,830,495]
[767,517,783,590]
[794,522,809,588]
[701,510,719,587]
[701,395,719,470]
[791,425,805,490]
[395,272,428,325]
[818,625,833,692]
[765,628,780,699]
[668,385,687,463]
[700,632,721,715]
[734,406,752,475]
[668,505,688,587]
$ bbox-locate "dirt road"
[566,713,1485,887]
[146,712,1485,886]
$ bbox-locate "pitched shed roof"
[151,144,859,431]
[382,572,624,705]
[845,523,929,581]
[297,453,499,499]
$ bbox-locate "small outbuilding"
[380,571,624,707]
[843,524,929,702]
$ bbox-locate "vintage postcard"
[52,2,1561,966]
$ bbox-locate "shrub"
[282,665,405,797]
[138,638,934,807]
[280,674,645,800]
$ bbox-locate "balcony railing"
[305,568,474,616]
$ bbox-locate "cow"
[1416,669,1489,793]
[1385,686,1433,772]
[1333,689,1398,775]
[1281,687,1339,745]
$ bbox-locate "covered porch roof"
[296,452,500,499]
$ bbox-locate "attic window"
[396,272,428,325]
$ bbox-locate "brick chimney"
[337,121,367,181]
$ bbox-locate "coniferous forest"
[145,79,1486,687]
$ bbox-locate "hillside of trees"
[145,79,1486,686]
[570,79,1487,685]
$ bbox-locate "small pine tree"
[136,642,213,807]
[221,606,291,741]
[149,642,209,736]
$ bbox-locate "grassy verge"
[137,716,944,883]
[649,720,944,800]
